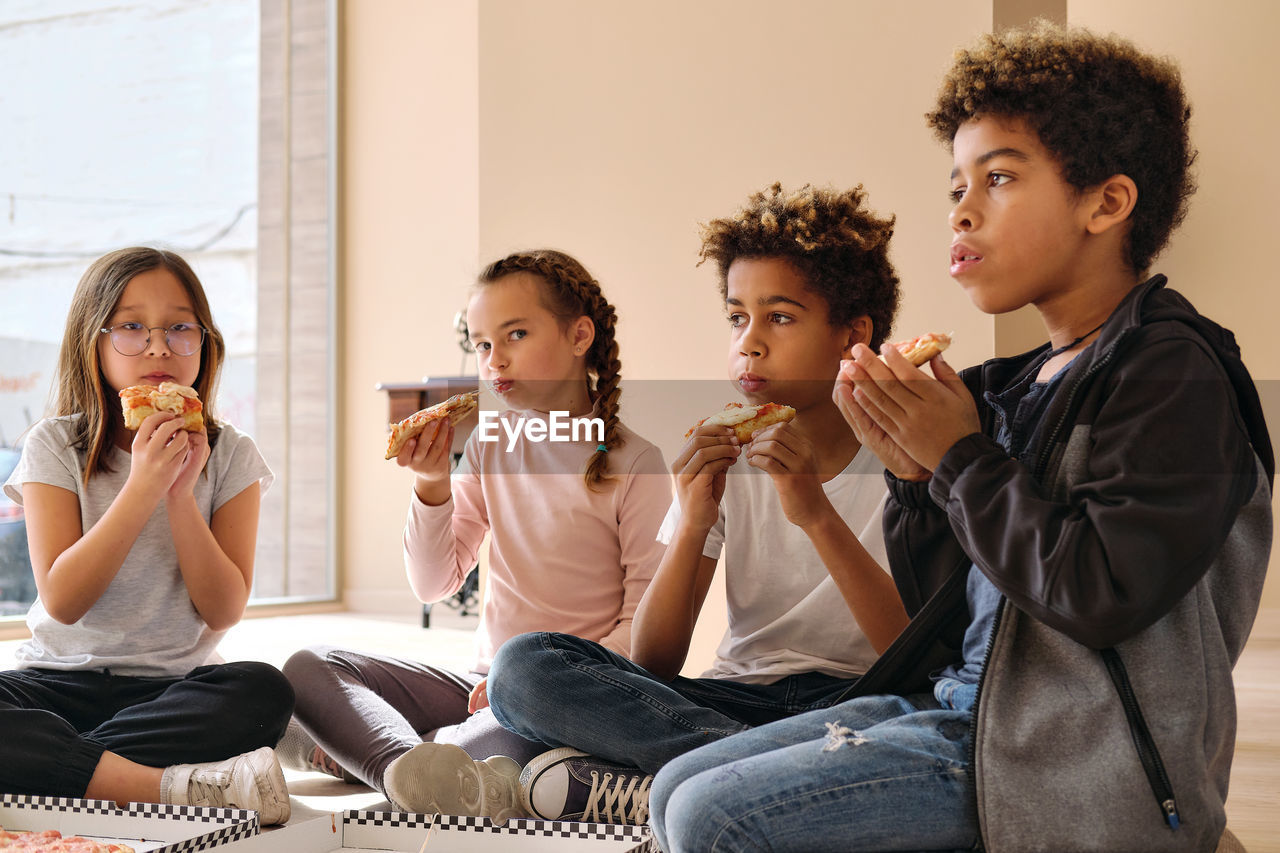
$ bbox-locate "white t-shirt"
[658,444,889,683]
[3,415,273,677]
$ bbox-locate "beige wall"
[1065,1,1280,614]
[474,0,989,672]
[339,2,1280,665]
[339,1,479,612]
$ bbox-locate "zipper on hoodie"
[964,343,1109,842]
[1028,327,1180,831]
[1101,647,1182,830]
[1031,340,1121,483]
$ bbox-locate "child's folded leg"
[651,695,976,853]
[488,631,750,775]
[283,644,476,793]
[90,661,293,768]
[430,706,544,765]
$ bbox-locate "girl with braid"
[281,249,670,821]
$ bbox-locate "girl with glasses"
[0,247,293,821]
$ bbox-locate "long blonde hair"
[54,247,226,485]
[476,249,624,490]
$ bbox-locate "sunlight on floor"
[0,608,479,679]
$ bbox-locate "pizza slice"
[0,826,136,852]
[891,331,953,366]
[119,381,204,432]
[385,390,481,460]
[685,402,797,442]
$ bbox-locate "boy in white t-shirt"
[485,183,909,825]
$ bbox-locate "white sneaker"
[520,748,651,825]
[383,742,526,825]
[163,746,291,825]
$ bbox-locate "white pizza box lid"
[225,809,651,852]
[0,795,259,852]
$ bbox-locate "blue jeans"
[649,693,978,853]
[487,632,857,774]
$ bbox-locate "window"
[0,0,334,616]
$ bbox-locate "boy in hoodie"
[648,22,1272,853]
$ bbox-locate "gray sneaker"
[383,742,526,825]
[163,746,291,825]
[520,748,651,825]
[275,717,357,782]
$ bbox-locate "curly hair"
[698,183,900,350]
[926,21,1196,274]
[477,249,623,490]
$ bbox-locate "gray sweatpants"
[282,645,545,794]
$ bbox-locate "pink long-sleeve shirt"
[404,410,671,672]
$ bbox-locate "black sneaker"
[520,748,652,825]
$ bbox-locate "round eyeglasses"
[99,323,208,357]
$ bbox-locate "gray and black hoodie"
[843,275,1273,852]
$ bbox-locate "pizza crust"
[685,402,797,442]
[385,390,481,460]
[891,332,953,366]
[118,382,203,432]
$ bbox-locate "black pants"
[0,662,294,796]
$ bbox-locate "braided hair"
[476,249,624,489]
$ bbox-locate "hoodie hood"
[1120,276,1274,485]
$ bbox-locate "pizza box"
[0,795,258,851]
[226,809,652,852]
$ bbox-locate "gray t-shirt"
[3,415,273,676]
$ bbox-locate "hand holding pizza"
[743,421,832,528]
[670,422,741,534]
[397,417,455,506]
[834,374,931,481]
[386,390,478,507]
[125,411,196,502]
[837,338,980,475]
[166,423,211,501]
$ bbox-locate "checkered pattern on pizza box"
[421,814,649,851]
[0,795,258,852]
[336,809,432,851]
[344,809,432,830]
[2,794,121,815]
[221,809,652,853]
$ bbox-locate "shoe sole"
[385,743,522,822]
[479,755,525,825]
[518,747,589,820]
